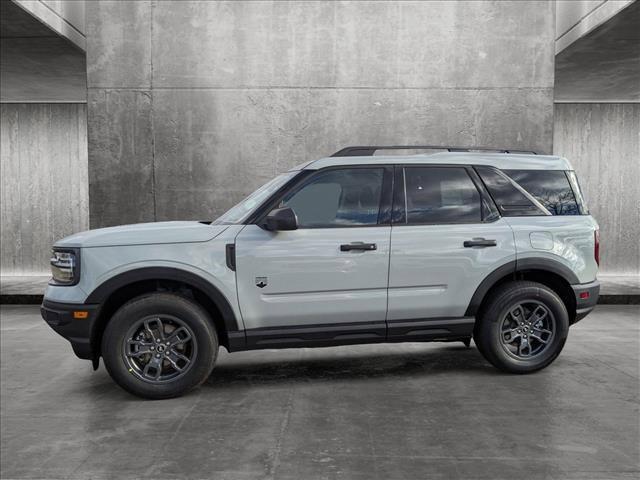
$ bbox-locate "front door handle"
[463,238,497,248]
[340,242,377,252]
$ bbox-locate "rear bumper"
[571,280,600,324]
[41,299,99,359]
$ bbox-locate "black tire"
[102,293,218,399]
[474,281,569,374]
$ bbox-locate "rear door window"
[504,170,580,215]
[401,167,482,224]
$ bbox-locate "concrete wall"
[555,1,640,103]
[553,103,640,276]
[0,0,87,102]
[555,0,634,53]
[12,0,86,50]
[0,37,86,102]
[0,103,89,275]
[86,0,555,228]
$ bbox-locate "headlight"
[50,249,80,285]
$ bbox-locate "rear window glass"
[504,170,580,216]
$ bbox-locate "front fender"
[85,265,241,333]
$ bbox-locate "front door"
[235,167,393,345]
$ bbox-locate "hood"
[54,221,229,248]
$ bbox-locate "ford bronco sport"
[41,146,600,399]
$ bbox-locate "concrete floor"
[1,306,638,480]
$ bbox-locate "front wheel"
[102,293,218,399]
[474,281,569,374]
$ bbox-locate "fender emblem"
[255,277,268,288]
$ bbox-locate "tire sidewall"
[482,284,569,373]
[102,293,217,399]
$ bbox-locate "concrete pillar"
[86,0,555,227]
[0,104,89,274]
[553,103,640,276]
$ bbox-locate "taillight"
[594,229,600,266]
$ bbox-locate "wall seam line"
[85,86,556,91]
[149,0,157,222]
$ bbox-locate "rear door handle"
[340,242,377,252]
[463,238,497,248]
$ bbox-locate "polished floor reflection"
[1,305,638,479]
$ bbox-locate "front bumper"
[571,280,600,324]
[41,299,99,359]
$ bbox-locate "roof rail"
[330,145,539,157]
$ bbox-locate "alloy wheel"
[122,315,197,384]
[499,301,555,359]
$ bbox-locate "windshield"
[212,172,298,225]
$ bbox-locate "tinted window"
[475,166,545,216]
[402,167,481,224]
[505,170,580,215]
[281,168,384,228]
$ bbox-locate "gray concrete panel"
[87,89,154,228]
[152,0,554,89]
[87,0,555,228]
[86,0,151,88]
[0,104,88,275]
[554,103,640,276]
[152,87,553,221]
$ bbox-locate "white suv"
[42,146,600,399]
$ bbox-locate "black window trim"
[392,164,499,226]
[249,165,394,229]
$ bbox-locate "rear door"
[387,165,516,334]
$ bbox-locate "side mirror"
[264,207,298,231]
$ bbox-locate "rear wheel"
[474,281,569,373]
[102,293,218,399]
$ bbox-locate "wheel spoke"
[166,326,192,346]
[527,305,548,325]
[517,337,532,357]
[531,326,552,344]
[126,339,154,358]
[509,304,526,323]
[142,356,163,380]
[166,349,190,372]
[502,328,521,343]
[532,326,552,336]
[529,332,549,345]
[144,317,165,341]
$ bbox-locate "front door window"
[280,168,385,228]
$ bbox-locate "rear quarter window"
[475,166,546,217]
[504,170,580,216]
